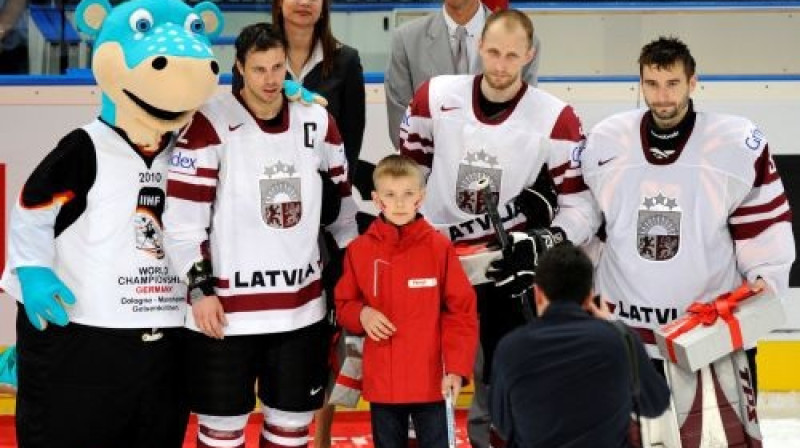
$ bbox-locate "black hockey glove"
[485,227,567,296]
[486,232,536,297]
[319,170,341,227]
[514,168,558,228]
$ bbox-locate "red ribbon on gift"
[664,283,758,364]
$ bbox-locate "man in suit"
[385,0,541,148]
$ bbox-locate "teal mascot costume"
[0,0,222,446]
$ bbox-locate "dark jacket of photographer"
[489,301,670,448]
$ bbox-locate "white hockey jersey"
[556,109,794,357]
[0,120,187,328]
[399,75,593,243]
[163,92,357,336]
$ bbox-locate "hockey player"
[162,23,357,448]
[0,0,223,446]
[399,10,591,444]
[400,8,589,379]
[549,36,794,372]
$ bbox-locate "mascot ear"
[194,2,225,40]
[75,0,112,38]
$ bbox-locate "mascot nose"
[210,61,219,75]
[152,56,168,71]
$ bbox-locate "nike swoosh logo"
[228,123,244,131]
[310,386,323,396]
[598,157,616,166]
[440,105,460,112]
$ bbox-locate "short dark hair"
[482,9,535,50]
[638,36,696,78]
[535,243,593,304]
[234,22,286,67]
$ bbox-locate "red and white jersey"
[573,109,794,356]
[400,75,592,243]
[163,92,357,336]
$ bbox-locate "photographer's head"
[533,243,594,315]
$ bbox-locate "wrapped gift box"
[654,285,785,372]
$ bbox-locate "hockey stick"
[476,177,536,322]
[445,389,457,448]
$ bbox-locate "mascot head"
[75,0,224,151]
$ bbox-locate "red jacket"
[335,216,478,403]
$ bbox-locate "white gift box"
[655,287,785,372]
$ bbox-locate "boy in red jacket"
[335,154,478,447]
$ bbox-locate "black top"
[288,44,365,182]
[489,301,670,448]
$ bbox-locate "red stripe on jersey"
[401,145,434,168]
[198,425,245,440]
[559,176,589,195]
[196,167,219,179]
[178,112,221,150]
[167,179,216,202]
[549,106,584,142]
[215,277,229,288]
[263,423,309,438]
[218,279,322,312]
[409,80,432,119]
[729,209,792,240]
[549,161,568,179]
[326,113,344,145]
[753,145,780,187]
[329,165,345,178]
[629,325,656,345]
[731,194,788,218]
[337,180,353,197]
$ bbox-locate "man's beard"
[648,96,690,125]
[484,71,518,92]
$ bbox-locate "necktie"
[453,26,469,74]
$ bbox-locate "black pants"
[370,402,448,448]
[15,307,188,448]
[476,283,529,383]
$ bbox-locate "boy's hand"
[359,306,396,341]
[192,295,227,339]
[441,373,463,399]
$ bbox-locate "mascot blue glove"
[0,345,17,392]
[284,79,328,107]
[17,267,76,330]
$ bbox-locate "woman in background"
[272,0,366,447]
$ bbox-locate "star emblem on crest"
[465,149,499,167]
[264,160,297,178]
[642,192,679,211]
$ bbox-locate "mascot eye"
[129,9,154,33]
[184,13,205,33]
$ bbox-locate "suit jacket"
[289,44,365,179]
[385,7,541,148]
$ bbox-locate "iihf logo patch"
[260,160,302,229]
[134,186,165,259]
[456,149,501,215]
[637,192,681,261]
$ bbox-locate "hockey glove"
[0,345,17,392]
[486,232,536,296]
[320,170,342,227]
[514,171,558,228]
[283,80,328,107]
[17,266,76,330]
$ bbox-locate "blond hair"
[372,154,425,189]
